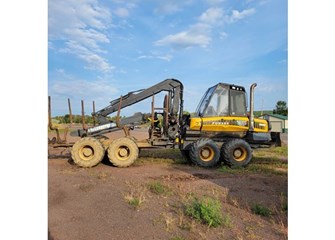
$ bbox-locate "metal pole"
[48,96,56,130]
[249,83,257,132]
[48,96,52,129]
[68,98,73,126]
[92,100,96,126]
[48,96,62,142]
[81,100,86,130]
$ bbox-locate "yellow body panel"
[189,116,268,133]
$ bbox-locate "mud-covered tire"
[71,137,105,167]
[107,137,139,167]
[189,138,220,168]
[221,139,252,167]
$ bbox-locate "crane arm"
[93,78,184,124]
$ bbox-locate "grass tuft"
[251,204,272,217]
[123,181,146,209]
[147,181,172,195]
[185,196,223,227]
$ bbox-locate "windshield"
[195,84,247,117]
[195,86,216,116]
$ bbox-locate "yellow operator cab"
[190,83,269,133]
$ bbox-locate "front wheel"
[189,138,220,168]
[221,139,252,167]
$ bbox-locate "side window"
[230,90,247,116]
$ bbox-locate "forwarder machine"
[71,78,280,168]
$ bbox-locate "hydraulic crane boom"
[93,78,184,124]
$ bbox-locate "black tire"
[221,139,252,167]
[107,137,139,167]
[71,137,105,167]
[180,150,191,162]
[189,138,221,168]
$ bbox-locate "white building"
[260,114,288,133]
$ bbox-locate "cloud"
[219,31,228,40]
[230,8,256,22]
[50,79,118,97]
[199,7,224,24]
[48,0,114,72]
[137,53,173,62]
[278,59,287,64]
[205,0,225,5]
[64,28,109,51]
[154,6,226,49]
[155,23,212,49]
[49,82,120,116]
[155,5,256,49]
[114,8,130,18]
[155,12,215,49]
[62,41,114,72]
[154,3,181,14]
[153,0,193,15]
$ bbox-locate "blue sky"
[48,0,287,117]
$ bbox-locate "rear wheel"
[71,137,105,167]
[221,139,252,167]
[189,138,220,168]
[107,137,139,167]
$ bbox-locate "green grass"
[140,149,183,159]
[147,181,172,196]
[271,145,288,155]
[219,164,287,176]
[48,128,68,134]
[137,149,187,165]
[218,146,288,175]
[222,214,232,228]
[170,237,185,240]
[185,196,223,227]
[127,198,142,207]
[280,192,288,213]
[123,184,146,209]
[251,204,272,217]
[124,194,145,208]
[218,165,244,174]
[253,146,288,159]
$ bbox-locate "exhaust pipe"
[249,83,257,131]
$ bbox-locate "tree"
[273,101,288,116]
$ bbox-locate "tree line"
[53,114,122,124]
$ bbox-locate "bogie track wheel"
[107,137,139,167]
[221,139,252,167]
[71,137,105,167]
[189,138,220,167]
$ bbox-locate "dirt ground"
[48,129,288,240]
